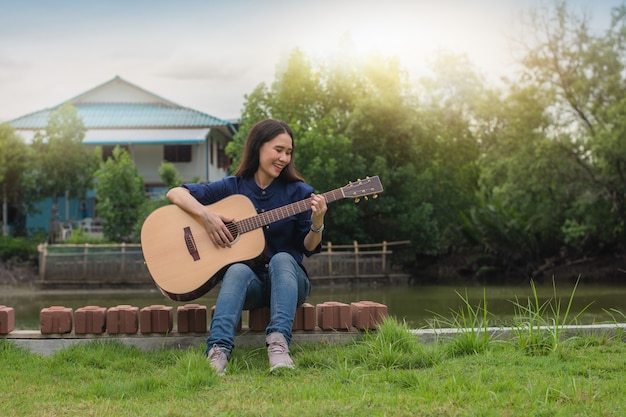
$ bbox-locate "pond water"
[2,281,625,330]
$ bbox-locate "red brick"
[75,306,107,334]
[40,306,73,334]
[249,307,270,332]
[292,303,315,331]
[350,301,389,330]
[177,304,207,333]
[140,305,173,334]
[315,302,351,330]
[210,306,242,332]
[0,305,15,334]
[106,305,139,334]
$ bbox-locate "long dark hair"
[234,119,305,182]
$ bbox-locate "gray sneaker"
[266,332,295,372]
[207,344,228,376]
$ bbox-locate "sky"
[0,0,623,123]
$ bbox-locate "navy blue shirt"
[182,176,321,269]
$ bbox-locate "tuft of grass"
[509,277,592,355]
[427,288,493,357]
[346,316,436,370]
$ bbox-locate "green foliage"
[94,146,146,243]
[0,236,37,263]
[31,103,99,200]
[460,200,541,278]
[62,227,108,244]
[158,161,184,189]
[516,1,626,248]
[29,103,100,241]
[235,48,482,254]
[0,123,33,209]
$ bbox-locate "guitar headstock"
[341,176,384,202]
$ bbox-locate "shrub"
[0,236,38,263]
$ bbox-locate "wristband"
[310,224,324,233]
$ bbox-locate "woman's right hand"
[201,209,234,248]
[166,187,234,248]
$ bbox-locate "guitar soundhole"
[226,222,240,240]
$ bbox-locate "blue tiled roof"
[10,103,233,129]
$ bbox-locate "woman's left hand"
[310,193,327,228]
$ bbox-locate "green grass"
[1,279,624,416]
[2,315,626,416]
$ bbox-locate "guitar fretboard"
[236,188,344,234]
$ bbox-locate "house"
[9,76,237,236]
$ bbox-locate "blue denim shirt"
[182,176,321,267]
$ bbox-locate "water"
[2,281,625,330]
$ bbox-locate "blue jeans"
[206,252,311,355]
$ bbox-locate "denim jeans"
[205,252,311,355]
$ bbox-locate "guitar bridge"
[184,227,200,261]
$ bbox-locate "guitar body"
[141,194,265,301]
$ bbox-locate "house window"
[102,145,129,161]
[164,145,192,162]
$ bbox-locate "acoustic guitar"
[141,176,384,301]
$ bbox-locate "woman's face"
[256,132,292,184]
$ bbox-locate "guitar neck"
[236,188,343,234]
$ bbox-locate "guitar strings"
[225,222,239,239]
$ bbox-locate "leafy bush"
[62,228,108,244]
[0,236,38,263]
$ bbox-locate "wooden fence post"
[353,240,359,279]
[382,240,387,275]
[83,244,90,277]
[38,244,47,283]
[121,242,126,274]
[327,242,333,277]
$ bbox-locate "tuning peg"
[373,194,378,199]
[364,196,369,200]
[354,197,360,203]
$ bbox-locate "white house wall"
[131,144,166,184]
[84,142,226,185]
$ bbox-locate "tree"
[233,48,484,260]
[158,161,184,189]
[231,49,368,245]
[95,146,146,243]
[0,123,33,236]
[31,103,100,241]
[467,82,573,275]
[519,1,626,251]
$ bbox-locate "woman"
[166,119,327,374]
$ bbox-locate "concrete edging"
[3,330,362,356]
[3,323,626,356]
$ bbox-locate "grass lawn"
[1,316,626,417]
